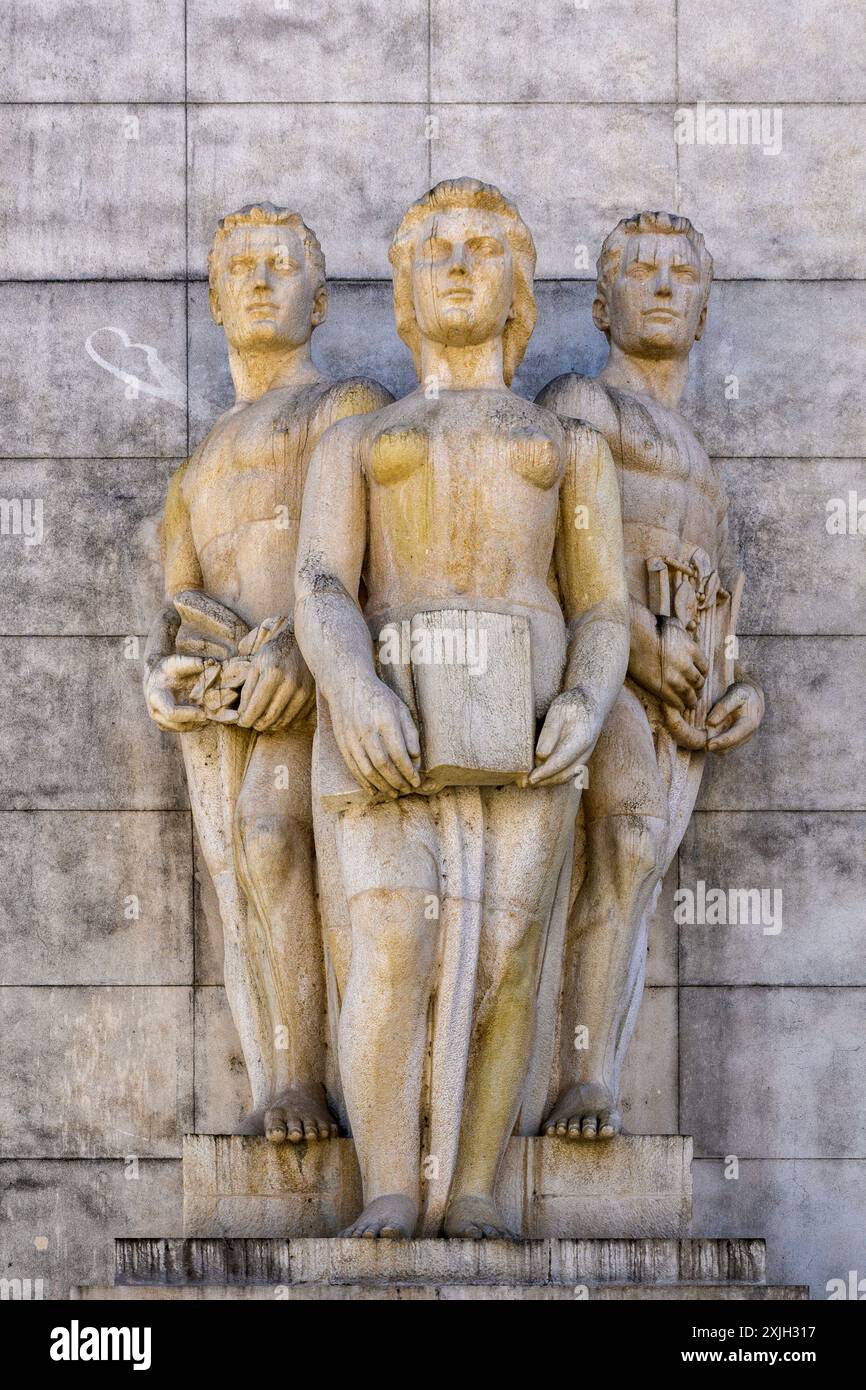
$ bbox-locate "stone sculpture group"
[144,180,763,1241]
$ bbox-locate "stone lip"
[116,1236,767,1289]
[76,1281,810,1302]
[182,1133,693,1240]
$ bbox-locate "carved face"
[210,224,323,353]
[410,207,514,351]
[599,232,707,360]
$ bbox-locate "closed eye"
[466,236,504,257]
[420,237,451,260]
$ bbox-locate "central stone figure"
[294,179,629,1239]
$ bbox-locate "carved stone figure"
[294,179,629,1239]
[143,204,391,1145]
[537,212,764,1141]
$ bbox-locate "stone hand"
[329,676,421,798]
[529,689,599,787]
[630,615,707,712]
[145,653,210,733]
[706,680,764,753]
[236,627,315,732]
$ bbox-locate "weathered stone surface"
[678,106,866,279]
[0,282,187,458]
[680,282,866,458]
[697,637,866,811]
[693,1156,866,1300]
[620,987,678,1135]
[73,1279,808,1300]
[190,280,866,459]
[116,1234,768,1287]
[182,1134,691,1240]
[190,280,866,458]
[505,1135,691,1239]
[187,105,427,279]
[512,281,605,402]
[183,1135,362,1238]
[194,837,224,987]
[720,458,866,636]
[0,638,187,810]
[681,987,866,1159]
[194,982,680,1140]
[0,811,192,985]
[2,3,862,1307]
[0,986,193,1157]
[679,0,866,103]
[0,1157,182,1300]
[193,986,251,1133]
[680,812,866,985]
[431,0,676,102]
[186,281,416,451]
[647,864,677,987]
[187,0,426,102]
[430,104,675,278]
[0,458,174,635]
[203,977,678,1144]
[0,2,185,101]
[0,106,185,280]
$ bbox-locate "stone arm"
[143,462,210,732]
[706,506,765,752]
[537,373,716,718]
[293,415,421,798]
[144,461,204,674]
[529,422,629,786]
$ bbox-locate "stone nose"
[653,267,673,295]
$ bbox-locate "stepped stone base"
[116,1235,766,1288]
[74,1282,808,1301]
[183,1134,693,1239]
[69,1134,811,1301]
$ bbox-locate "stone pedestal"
[68,1133,809,1300]
[71,1235,807,1300]
[183,1134,693,1239]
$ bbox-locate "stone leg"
[547,683,711,1139]
[233,726,334,1143]
[445,780,577,1238]
[544,686,671,1139]
[181,722,273,1115]
[607,732,705,1091]
[335,796,441,1237]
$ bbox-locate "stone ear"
[209,284,223,326]
[312,284,328,328]
[591,294,609,334]
[694,302,708,342]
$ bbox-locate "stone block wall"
[0,0,863,1298]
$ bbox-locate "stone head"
[593,211,713,361]
[389,178,536,384]
[208,203,327,356]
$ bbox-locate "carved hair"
[389,178,537,385]
[208,203,327,303]
[595,211,713,329]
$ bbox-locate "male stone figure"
[143,204,391,1143]
[538,212,764,1140]
[294,179,629,1238]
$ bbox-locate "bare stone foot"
[444,1194,516,1240]
[542,1081,622,1140]
[340,1194,417,1239]
[241,1082,338,1144]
